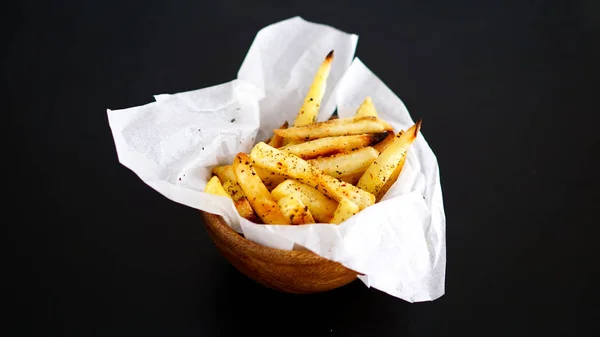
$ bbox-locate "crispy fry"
[212,165,237,183]
[254,166,287,190]
[308,147,379,179]
[276,195,315,225]
[213,164,285,190]
[207,177,257,221]
[357,120,421,200]
[222,180,245,201]
[278,133,387,160]
[339,172,363,185]
[292,50,334,127]
[271,179,338,223]
[234,199,259,222]
[233,153,290,225]
[204,176,230,198]
[355,96,378,118]
[372,130,396,153]
[376,154,407,201]
[268,121,289,148]
[250,142,375,210]
[274,116,393,140]
[329,197,360,224]
[205,49,425,226]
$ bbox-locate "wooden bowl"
[201,211,358,294]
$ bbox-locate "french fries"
[277,195,315,225]
[376,154,407,202]
[271,179,337,223]
[233,153,290,225]
[308,146,379,179]
[268,121,288,148]
[372,130,396,153]
[212,165,237,183]
[274,116,393,140]
[329,198,360,224]
[204,177,257,222]
[250,142,375,210]
[205,49,421,226]
[278,133,387,160]
[212,164,286,190]
[205,176,230,198]
[292,50,334,127]
[339,172,363,185]
[355,96,378,118]
[357,120,421,200]
[284,51,334,146]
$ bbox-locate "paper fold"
[107,16,446,302]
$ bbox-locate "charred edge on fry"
[414,119,423,136]
[326,50,334,61]
[370,132,389,144]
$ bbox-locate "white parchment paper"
[107,16,446,302]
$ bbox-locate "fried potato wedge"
[250,142,375,210]
[329,197,360,224]
[233,152,290,225]
[278,133,387,160]
[274,116,393,140]
[213,164,285,190]
[271,179,338,223]
[372,130,396,153]
[207,177,257,221]
[357,120,421,200]
[268,121,289,148]
[205,176,230,198]
[222,180,245,201]
[339,172,363,185]
[376,154,407,202]
[212,165,237,183]
[354,96,378,118]
[254,166,287,190]
[292,50,334,127]
[276,195,315,225]
[308,146,379,179]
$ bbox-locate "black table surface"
[8,1,599,336]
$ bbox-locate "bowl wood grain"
[201,211,358,294]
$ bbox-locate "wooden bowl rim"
[201,211,352,267]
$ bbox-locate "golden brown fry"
[207,177,257,221]
[329,197,360,224]
[274,116,393,140]
[278,133,387,160]
[276,195,315,225]
[268,121,289,148]
[354,96,378,118]
[234,199,259,222]
[376,154,407,202]
[372,130,397,153]
[250,142,375,210]
[204,176,230,198]
[292,50,334,127]
[271,179,338,223]
[222,180,245,201]
[339,172,363,185]
[233,152,290,225]
[308,147,379,179]
[213,164,285,190]
[254,166,287,191]
[357,120,421,200]
[212,165,237,183]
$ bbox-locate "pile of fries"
[205,50,421,225]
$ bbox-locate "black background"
[7,0,600,336]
